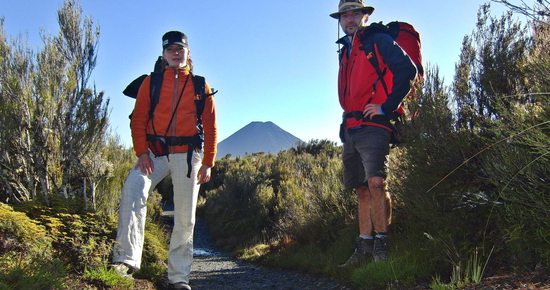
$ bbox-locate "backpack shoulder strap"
[365,22,390,35]
[192,74,206,98]
[192,74,217,117]
[149,56,165,119]
[369,43,390,98]
[358,26,390,97]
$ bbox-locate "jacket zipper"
[169,69,179,153]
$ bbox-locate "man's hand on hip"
[363,104,385,119]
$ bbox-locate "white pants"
[112,151,202,284]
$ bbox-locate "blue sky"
[0,1,526,147]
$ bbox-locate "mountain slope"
[216,121,301,158]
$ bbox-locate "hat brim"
[163,41,188,49]
[330,7,374,19]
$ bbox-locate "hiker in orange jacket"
[330,0,417,267]
[111,30,217,290]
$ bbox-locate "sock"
[375,232,387,239]
[359,234,374,240]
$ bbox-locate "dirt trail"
[187,219,352,290]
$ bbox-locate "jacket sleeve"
[130,76,152,157]
[201,82,217,167]
[373,33,417,115]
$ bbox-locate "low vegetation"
[0,0,548,289]
[203,4,549,288]
[0,194,169,289]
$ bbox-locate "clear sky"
[0,0,527,147]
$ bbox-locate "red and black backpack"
[359,21,423,96]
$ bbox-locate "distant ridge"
[216,121,302,159]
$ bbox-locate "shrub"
[0,203,52,264]
[204,141,351,253]
[0,203,67,289]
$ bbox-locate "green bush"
[480,101,550,268]
[204,141,352,253]
[1,199,170,287]
[0,203,67,289]
[0,259,67,290]
[135,220,170,281]
[0,203,52,265]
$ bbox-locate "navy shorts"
[342,126,391,190]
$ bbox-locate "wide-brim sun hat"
[330,0,374,19]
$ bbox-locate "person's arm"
[130,76,154,175]
[130,76,152,157]
[201,82,217,168]
[197,82,217,184]
[374,33,417,115]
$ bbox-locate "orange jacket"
[131,67,217,167]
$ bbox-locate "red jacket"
[337,27,417,130]
[131,67,217,167]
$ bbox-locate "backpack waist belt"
[343,111,399,121]
[342,111,398,133]
[146,134,204,178]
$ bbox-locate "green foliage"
[1,200,170,288]
[11,203,117,272]
[451,4,550,270]
[425,232,495,288]
[202,5,549,286]
[478,20,550,268]
[0,259,67,290]
[340,231,438,289]
[389,65,496,276]
[204,140,352,252]
[0,203,52,260]
[0,0,114,210]
[0,203,67,289]
[351,258,421,289]
[83,267,134,289]
[480,105,550,267]
[123,192,170,282]
[387,3,549,286]
[0,1,547,289]
[291,139,340,158]
[95,136,136,217]
[136,220,169,280]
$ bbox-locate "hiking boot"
[338,237,374,268]
[170,281,192,290]
[373,236,389,262]
[109,263,134,278]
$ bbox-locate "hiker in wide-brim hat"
[329,0,418,270]
[330,0,374,19]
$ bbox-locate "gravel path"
[187,218,353,290]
